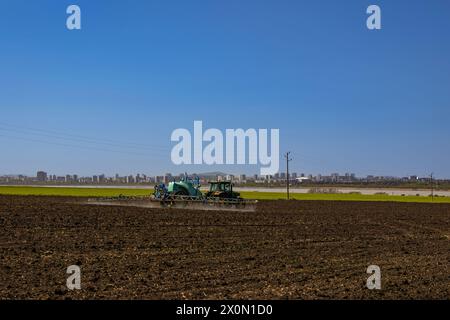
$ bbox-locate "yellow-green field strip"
[1,186,450,203]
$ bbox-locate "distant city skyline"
[0,170,444,182]
[0,165,449,180]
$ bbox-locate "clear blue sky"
[1,0,449,177]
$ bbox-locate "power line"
[0,126,168,151]
[0,121,169,151]
[0,134,168,157]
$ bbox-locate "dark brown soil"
[0,195,449,300]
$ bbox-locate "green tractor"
[167,176,202,198]
[204,181,242,200]
[152,175,256,208]
[153,175,202,206]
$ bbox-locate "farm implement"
[152,175,257,209]
[88,175,257,210]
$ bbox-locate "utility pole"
[430,173,434,202]
[284,152,292,200]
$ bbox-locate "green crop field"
[0,186,151,197]
[0,186,449,203]
[239,191,450,203]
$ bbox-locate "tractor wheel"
[174,190,189,207]
[167,196,177,208]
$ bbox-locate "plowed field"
[0,196,449,299]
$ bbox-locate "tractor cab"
[206,181,241,199]
[209,181,232,192]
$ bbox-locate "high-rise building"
[164,173,172,184]
[127,175,135,184]
[331,173,339,182]
[37,171,47,182]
